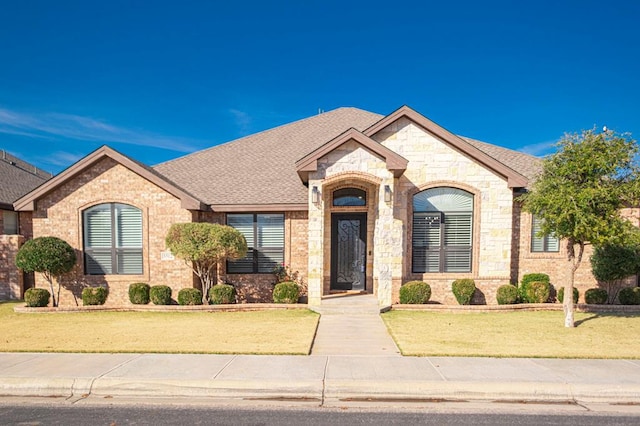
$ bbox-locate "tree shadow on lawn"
[574,312,639,327]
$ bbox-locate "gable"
[365,106,529,188]
[14,146,205,211]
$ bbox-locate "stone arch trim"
[321,171,383,189]
[406,180,482,278]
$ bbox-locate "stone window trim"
[226,213,285,275]
[82,202,144,276]
[407,181,482,277]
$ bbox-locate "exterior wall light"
[312,186,320,204]
[384,185,392,203]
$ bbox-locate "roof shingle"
[0,150,51,209]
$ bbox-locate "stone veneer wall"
[30,158,194,306]
[0,235,24,300]
[373,118,515,304]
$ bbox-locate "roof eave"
[14,145,207,212]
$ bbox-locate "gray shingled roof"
[154,107,541,207]
[154,108,383,206]
[0,150,52,208]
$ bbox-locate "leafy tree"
[165,223,247,304]
[591,233,640,304]
[520,129,640,327]
[15,236,77,307]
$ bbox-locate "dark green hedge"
[209,284,236,304]
[452,279,475,305]
[82,287,108,306]
[399,281,431,304]
[618,287,640,305]
[178,288,203,305]
[128,282,150,305]
[584,288,608,304]
[273,281,300,304]
[557,287,579,304]
[24,288,50,307]
[496,284,518,305]
[150,285,172,305]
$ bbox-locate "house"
[10,106,608,307]
[0,150,52,300]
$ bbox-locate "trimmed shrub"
[150,285,172,305]
[522,281,550,303]
[82,287,108,306]
[273,281,300,304]
[519,273,551,303]
[178,288,203,305]
[496,284,518,305]
[557,287,579,304]
[618,287,640,305]
[24,288,50,307]
[128,282,150,305]
[451,279,475,305]
[585,288,608,305]
[399,281,431,304]
[209,284,236,305]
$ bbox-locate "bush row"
[399,279,476,305]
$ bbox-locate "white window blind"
[227,213,284,273]
[531,215,559,252]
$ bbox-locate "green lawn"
[382,310,640,358]
[0,301,319,355]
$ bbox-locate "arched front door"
[330,213,367,291]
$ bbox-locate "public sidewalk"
[1,352,640,405]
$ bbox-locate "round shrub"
[451,279,475,305]
[24,288,50,307]
[399,281,431,304]
[618,287,640,305]
[521,273,550,287]
[496,284,518,305]
[178,288,203,305]
[128,282,150,305]
[273,281,300,304]
[82,287,108,306]
[523,281,550,303]
[519,273,551,303]
[557,287,579,304]
[584,288,608,304]
[209,284,236,305]
[149,285,172,305]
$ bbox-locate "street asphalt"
[1,294,639,406]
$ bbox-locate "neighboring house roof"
[0,150,52,210]
[14,146,206,211]
[155,106,540,210]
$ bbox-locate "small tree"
[591,236,640,304]
[165,223,247,304]
[521,128,640,327]
[15,236,76,307]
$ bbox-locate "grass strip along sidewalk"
[0,302,319,355]
[382,310,640,358]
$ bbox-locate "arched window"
[83,203,143,275]
[333,188,366,206]
[412,187,473,273]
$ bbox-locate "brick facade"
[0,235,24,300]
[28,158,194,306]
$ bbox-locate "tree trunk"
[564,239,585,328]
[44,272,57,307]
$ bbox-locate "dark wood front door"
[331,213,366,291]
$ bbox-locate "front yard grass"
[382,310,640,358]
[0,301,319,355]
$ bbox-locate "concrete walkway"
[309,293,400,356]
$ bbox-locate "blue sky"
[1,0,638,174]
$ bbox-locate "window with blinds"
[2,210,19,234]
[83,203,143,275]
[531,215,559,252]
[227,213,284,273]
[412,188,473,273]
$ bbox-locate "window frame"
[530,215,560,253]
[412,187,474,274]
[2,210,19,234]
[83,203,143,275]
[226,213,285,274]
